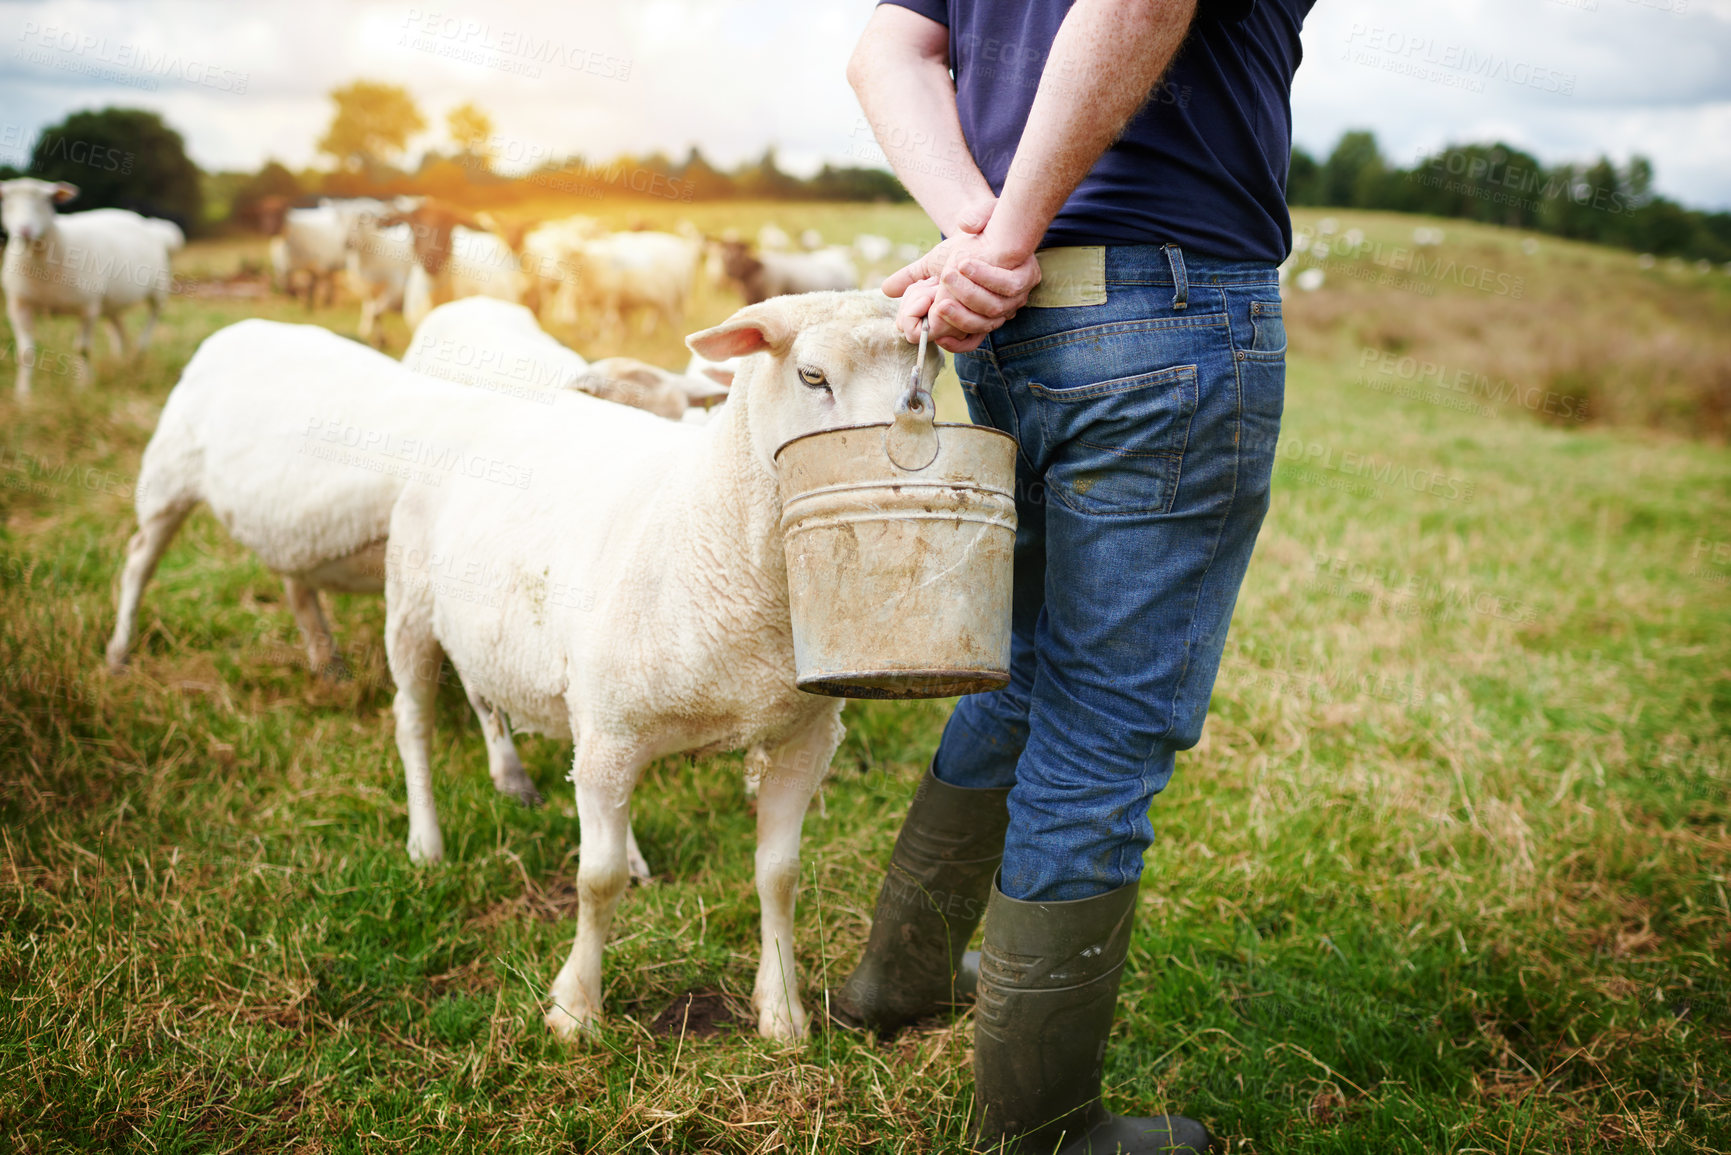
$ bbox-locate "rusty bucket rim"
[773,419,1018,467]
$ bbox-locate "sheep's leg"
[325,271,339,309]
[624,821,650,884]
[751,711,844,1041]
[73,304,98,387]
[460,680,543,807]
[386,590,446,864]
[7,297,36,397]
[103,314,128,359]
[282,575,345,678]
[357,296,379,345]
[105,502,194,671]
[134,292,161,353]
[546,739,643,1039]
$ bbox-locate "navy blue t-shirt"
[878,0,1313,263]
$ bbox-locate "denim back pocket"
[1027,364,1198,516]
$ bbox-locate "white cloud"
[1,0,1727,209]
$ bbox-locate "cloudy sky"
[2,0,1729,208]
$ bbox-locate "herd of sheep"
[2,174,939,1042]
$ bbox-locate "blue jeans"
[932,245,1285,902]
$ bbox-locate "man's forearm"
[988,0,1198,261]
[848,7,996,236]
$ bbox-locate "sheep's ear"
[700,366,735,387]
[686,305,790,360]
[51,182,79,204]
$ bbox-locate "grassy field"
[2,202,1728,1153]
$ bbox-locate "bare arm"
[875,0,1199,350]
[847,5,995,237]
[986,0,1199,263]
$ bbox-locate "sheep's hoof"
[493,767,545,808]
[756,1005,809,1043]
[104,647,130,676]
[627,851,653,885]
[316,655,353,683]
[544,1003,597,1041]
[406,833,444,865]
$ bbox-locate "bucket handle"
[885,318,940,471]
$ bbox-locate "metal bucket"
[774,331,1017,699]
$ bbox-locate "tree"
[1323,130,1382,208]
[317,81,426,175]
[678,147,734,200]
[1286,146,1323,206]
[228,160,304,230]
[27,107,203,232]
[447,102,493,170]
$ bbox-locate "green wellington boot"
[831,766,1010,1033]
[972,879,1212,1155]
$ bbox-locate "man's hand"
[882,202,1042,353]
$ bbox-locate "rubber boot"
[831,765,1010,1033]
[972,879,1212,1155]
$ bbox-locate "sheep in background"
[0,178,173,397]
[563,230,700,340]
[757,223,792,251]
[578,356,729,420]
[715,239,858,304]
[402,297,727,419]
[277,201,361,309]
[346,197,419,346]
[853,233,893,266]
[380,291,937,1042]
[144,218,186,254]
[520,214,604,324]
[383,200,528,330]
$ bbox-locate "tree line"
[3,90,1728,263]
[1291,130,1731,263]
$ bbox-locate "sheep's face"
[1,179,76,245]
[687,291,943,475]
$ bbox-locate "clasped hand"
[881,199,1042,353]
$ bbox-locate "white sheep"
[278,203,354,308]
[144,218,186,254]
[402,297,727,419]
[382,291,935,1041]
[0,178,173,397]
[105,319,654,880]
[564,230,699,339]
[346,200,417,346]
[520,214,604,325]
[716,240,858,304]
[400,225,528,330]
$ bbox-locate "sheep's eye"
[798,366,830,392]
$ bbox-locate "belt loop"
[1164,243,1188,310]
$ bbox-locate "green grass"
[2,202,1728,1152]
